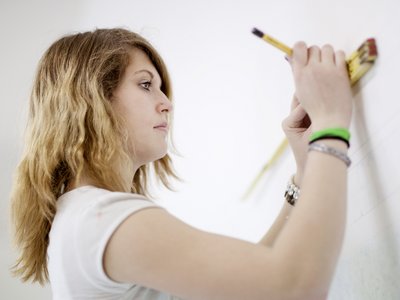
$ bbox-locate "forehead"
[126,48,159,75]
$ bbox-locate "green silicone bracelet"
[310,128,351,143]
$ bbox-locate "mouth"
[154,122,168,131]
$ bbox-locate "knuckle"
[336,50,345,57]
[293,41,307,50]
[322,44,334,51]
[293,41,307,53]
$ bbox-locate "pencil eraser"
[252,28,264,38]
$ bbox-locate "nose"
[157,92,173,114]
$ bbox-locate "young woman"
[11,28,353,299]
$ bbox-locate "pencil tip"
[252,27,264,38]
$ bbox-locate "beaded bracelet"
[284,174,300,206]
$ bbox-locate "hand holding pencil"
[289,41,353,131]
[251,27,377,85]
[242,28,377,200]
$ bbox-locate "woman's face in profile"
[112,48,173,165]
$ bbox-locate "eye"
[140,81,152,91]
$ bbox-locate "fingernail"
[284,55,291,63]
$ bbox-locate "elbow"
[273,265,331,300]
[271,252,334,300]
[284,287,329,300]
[280,275,331,300]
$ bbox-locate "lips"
[154,122,168,129]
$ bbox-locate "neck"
[65,163,140,193]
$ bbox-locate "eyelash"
[140,81,152,91]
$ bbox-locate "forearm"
[258,170,305,248]
[258,201,293,247]
[273,140,348,294]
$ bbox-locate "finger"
[292,105,311,130]
[291,104,307,123]
[335,50,346,68]
[321,44,335,65]
[285,55,293,67]
[292,41,308,70]
[283,104,308,129]
[290,94,300,111]
[308,45,321,63]
[335,50,349,77]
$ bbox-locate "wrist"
[309,127,351,148]
[313,139,349,152]
[308,141,351,167]
[284,174,300,206]
[312,118,350,132]
[294,172,303,186]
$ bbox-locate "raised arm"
[257,200,293,247]
[269,41,352,295]
[103,42,353,300]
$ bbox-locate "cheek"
[112,103,138,140]
[123,107,153,141]
[111,93,154,139]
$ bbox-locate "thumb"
[283,102,309,131]
[290,103,307,125]
[290,94,300,111]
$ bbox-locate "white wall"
[0,1,83,298]
[1,0,399,299]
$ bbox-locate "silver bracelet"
[308,142,351,167]
[284,174,300,206]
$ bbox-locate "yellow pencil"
[251,27,378,85]
[252,28,292,56]
[241,138,288,201]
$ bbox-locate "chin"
[157,151,168,160]
[150,150,168,162]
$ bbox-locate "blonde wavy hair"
[10,28,180,284]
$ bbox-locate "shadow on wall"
[351,85,400,297]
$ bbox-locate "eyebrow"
[134,69,154,78]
